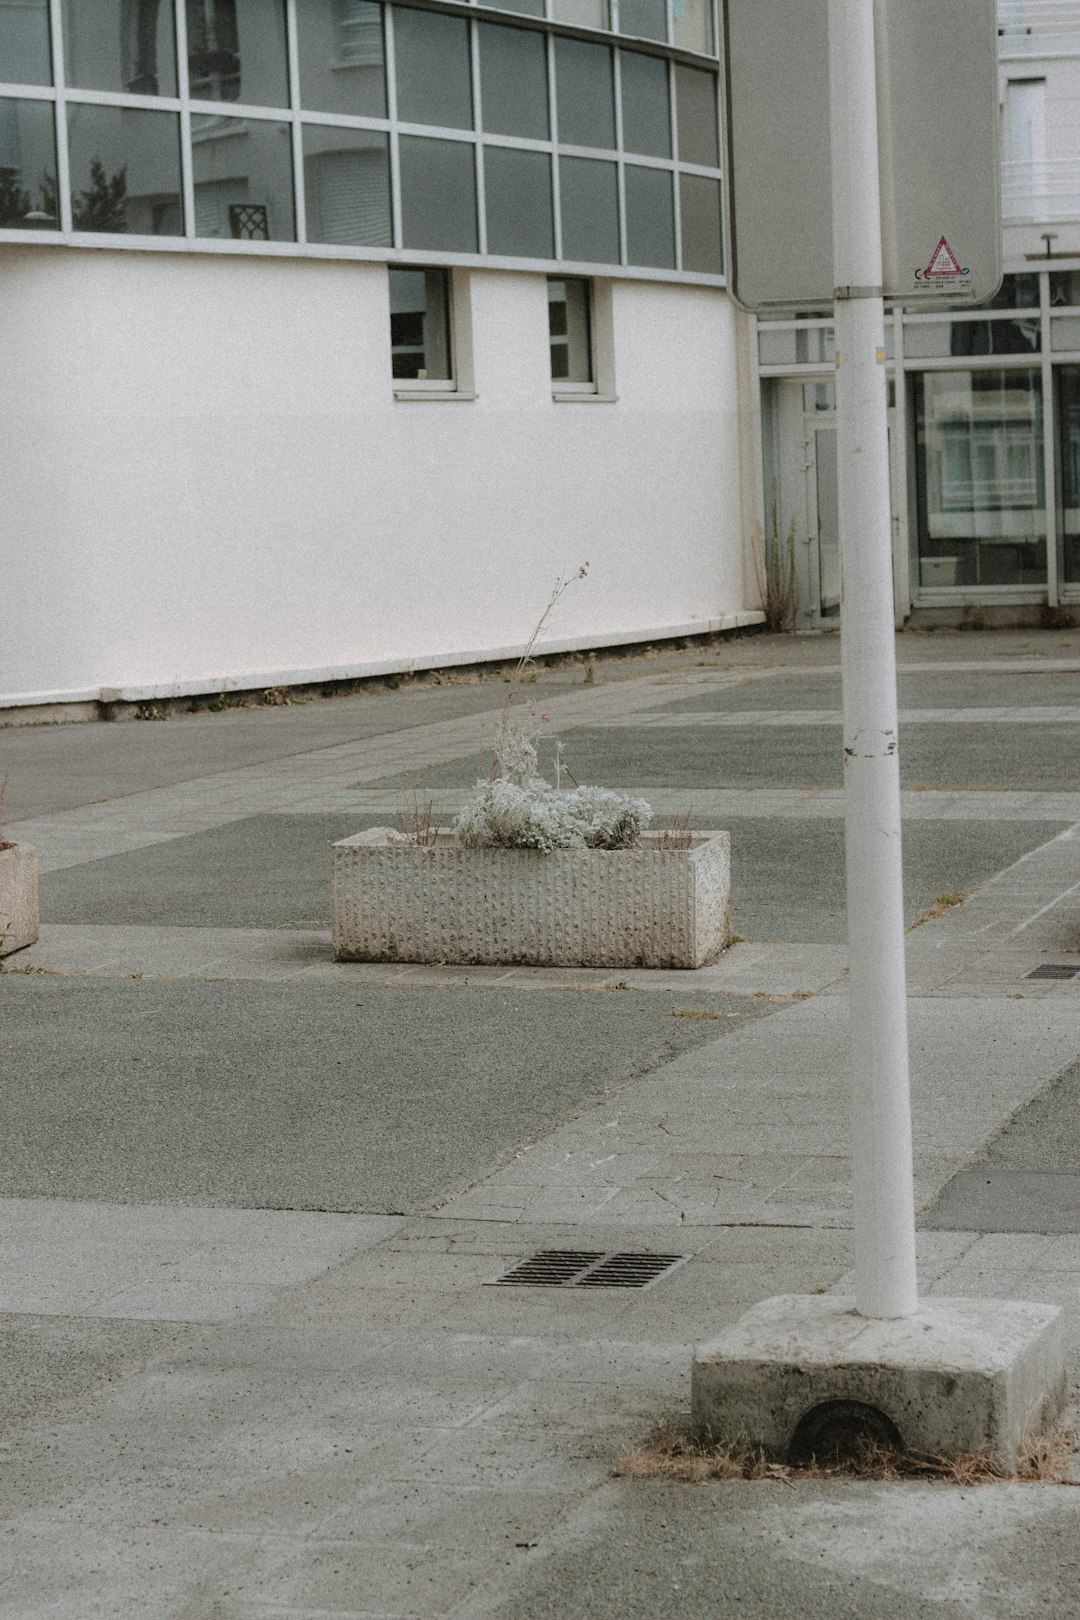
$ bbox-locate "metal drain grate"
[487,1250,688,1290]
[1025,964,1080,981]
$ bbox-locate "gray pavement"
[2,628,1080,1619]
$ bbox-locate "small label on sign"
[912,235,971,295]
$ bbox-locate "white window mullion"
[668,60,681,269]
[613,49,627,265]
[286,0,306,243]
[470,18,486,255]
[174,0,195,237]
[47,0,71,231]
[384,4,403,250]
[1040,268,1059,606]
[547,28,561,258]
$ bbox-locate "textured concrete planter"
[0,842,39,956]
[332,829,730,968]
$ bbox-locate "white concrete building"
[2,1,1080,715]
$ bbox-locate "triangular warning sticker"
[924,236,963,277]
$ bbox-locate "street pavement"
[2,627,1080,1618]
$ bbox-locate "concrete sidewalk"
[2,628,1080,1619]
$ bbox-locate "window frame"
[390,263,476,401]
[548,273,616,402]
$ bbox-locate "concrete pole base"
[691,1295,1067,1474]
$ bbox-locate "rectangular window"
[0,98,58,228]
[68,103,183,234]
[303,125,391,247]
[186,0,289,107]
[297,0,386,118]
[548,276,592,385]
[63,0,177,96]
[0,0,52,85]
[390,265,452,383]
[914,369,1046,589]
[1057,367,1080,586]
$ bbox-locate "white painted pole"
[827,0,918,1319]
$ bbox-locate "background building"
[3,1,1080,714]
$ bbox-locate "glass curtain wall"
[0,0,724,276]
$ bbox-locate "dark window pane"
[679,171,721,272]
[1050,271,1080,307]
[297,0,386,118]
[0,0,51,85]
[673,0,713,56]
[68,103,182,234]
[559,154,618,263]
[63,0,177,95]
[675,62,718,166]
[303,125,390,246]
[555,38,614,150]
[478,23,548,141]
[485,145,552,258]
[548,275,591,381]
[191,115,295,240]
[186,0,288,107]
[0,98,58,227]
[394,8,472,131]
[618,0,666,42]
[625,163,673,268]
[990,272,1039,309]
[1060,365,1080,583]
[620,50,670,158]
[914,369,1046,588]
[389,266,451,380]
[399,134,476,252]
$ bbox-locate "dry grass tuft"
[616,1418,1079,1488]
[909,890,971,930]
[397,783,440,847]
[655,811,695,852]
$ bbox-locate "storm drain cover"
[487,1250,688,1290]
[1025,963,1080,981]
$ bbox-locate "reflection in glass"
[915,369,1046,587]
[555,38,615,150]
[672,0,713,56]
[675,63,718,167]
[0,0,51,85]
[625,163,673,268]
[1050,271,1080,308]
[191,115,295,239]
[478,0,545,15]
[1052,317,1080,353]
[485,146,552,258]
[297,0,386,118]
[186,0,289,107]
[559,155,618,263]
[394,8,472,132]
[617,0,666,42]
[1057,366,1080,583]
[63,0,177,95]
[551,0,608,27]
[619,51,670,158]
[389,266,451,380]
[757,326,834,366]
[303,125,390,246]
[902,317,1040,360]
[679,172,721,273]
[478,24,548,141]
[0,99,58,227]
[399,134,476,252]
[548,276,592,381]
[68,103,182,233]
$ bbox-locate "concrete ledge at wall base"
[0,842,39,956]
[331,829,731,969]
[691,1294,1068,1476]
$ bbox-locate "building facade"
[2,1,1080,712]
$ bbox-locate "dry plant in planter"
[331,568,732,967]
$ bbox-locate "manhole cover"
[1025,964,1080,981]
[488,1250,687,1290]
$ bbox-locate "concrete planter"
[332,829,730,969]
[0,842,39,956]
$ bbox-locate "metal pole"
[828,0,918,1319]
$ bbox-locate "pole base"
[691,1295,1067,1474]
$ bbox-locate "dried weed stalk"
[655,810,695,852]
[752,503,798,633]
[397,782,440,847]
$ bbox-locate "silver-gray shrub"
[454,777,652,852]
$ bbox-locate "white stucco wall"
[0,246,751,706]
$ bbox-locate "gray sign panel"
[723,0,1002,312]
